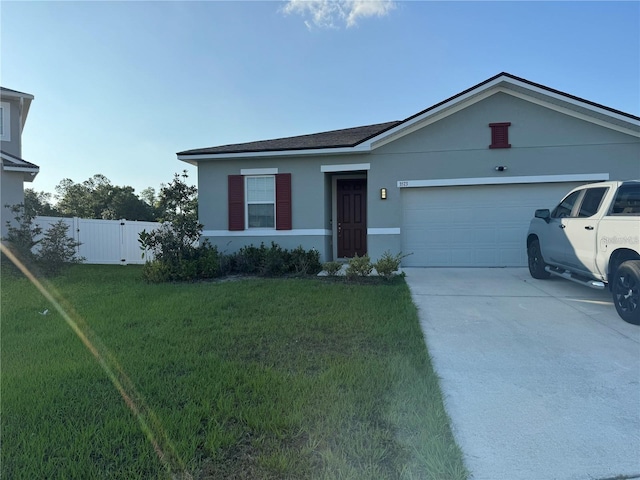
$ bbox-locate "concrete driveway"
[404,267,640,480]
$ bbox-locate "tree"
[24,189,60,217]
[54,174,155,221]
[139,171,203,281]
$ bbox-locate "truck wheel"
[611,260,640,325]
[528,239,550,279]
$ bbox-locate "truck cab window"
[610,184,640,215]
[551,190,582,218]
[577,187,608,218]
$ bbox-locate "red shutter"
[228,175,245,231]
[275,173,292,230]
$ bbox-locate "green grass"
[1,264,467,479]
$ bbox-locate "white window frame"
[245,175,276,229]
[0,102,10,141]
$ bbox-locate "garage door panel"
[401,182,585,267]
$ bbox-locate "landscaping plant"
[2,203,83,276]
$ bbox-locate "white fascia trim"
[501,88,640,137]
[203,229,332,237]
[368,228,401,235]
[363,75,640,150]
[501,77,640,127]
[177,145,370,162]
[0,90,34,101]
[321,163,371,173]
[1,151,26,165]
[241,168,278,175]
[3,166,39,173]
[397,173,610,188]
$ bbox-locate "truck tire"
[611,260,640,325]
[528,239,551,279]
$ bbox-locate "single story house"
[177,72,640,267]
[1,87,39,237]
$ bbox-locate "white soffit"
[321,163,371,172]
[240,168,278,175]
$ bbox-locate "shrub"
[322,261,343,276]
[2,204,82,276]
[235,243,267,274]
[260,242,290,277]
[37,220,84,276]
[345,253,373,278]
[290,246,322,276]
[373,251,408,279]
[2,203,41,267]
[197,242,220,279]
[141,259,171,283]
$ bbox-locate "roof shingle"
[177,121,401,156]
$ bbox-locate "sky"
[1,0,639,199]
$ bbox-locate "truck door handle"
[585,226,594,230]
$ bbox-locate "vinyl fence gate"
[35,217,160,265]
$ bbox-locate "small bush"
[291,246,322,276]
[2,204,82,276]
[235,243,267,274]
[260,243,290,277]
[142,259,171,283]
[37,220,84,276]
[346,254,373,279]
[197,242,220,278]
[373,251,407,279]
[322,261,343,276]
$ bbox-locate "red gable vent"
[489,122,511,149]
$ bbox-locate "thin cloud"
[282,0,396,29]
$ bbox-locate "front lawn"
[1,265,467,479]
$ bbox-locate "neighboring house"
[1,87,39,237]
[177,72,640,267]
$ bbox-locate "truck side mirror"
[535,209,551,223]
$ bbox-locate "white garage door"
[401,182,585,267]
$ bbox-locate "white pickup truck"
[526,180,640,324]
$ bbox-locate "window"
[0,101,10,141]
[577,187,608,218]
[489,122,511,149]
[610,183,640,215]
[228,173,292,231]
[551,190,582,218]
[246,176,275,228]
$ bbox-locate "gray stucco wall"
[1,98,26,237]
[1,169,25,237]
[194,91,640,265]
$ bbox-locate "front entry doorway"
[337,178,367,258]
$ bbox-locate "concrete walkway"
[404,267,640,480]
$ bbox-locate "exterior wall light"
[380,188,387,200]
[495,166,507,172]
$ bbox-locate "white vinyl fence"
[34,217,161,265]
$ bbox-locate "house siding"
[1,98,27,237]
[190,87,640,266]
[364,93,639,262]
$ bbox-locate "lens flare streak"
[1,244,188,478]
